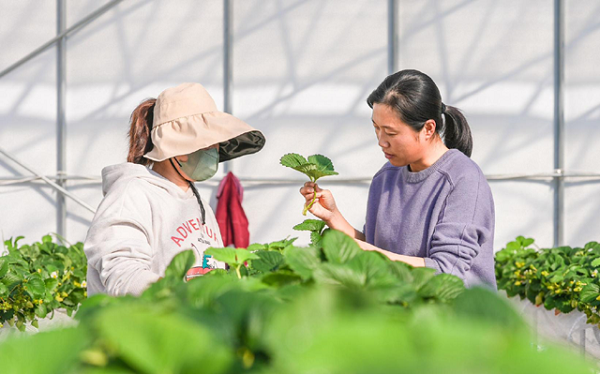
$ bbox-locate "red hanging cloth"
[215,172,250,248]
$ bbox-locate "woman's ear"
[421,119,437,140]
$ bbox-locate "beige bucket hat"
[144,83,265,162]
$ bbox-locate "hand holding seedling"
[280,153,338,216]
[299,182,338,221]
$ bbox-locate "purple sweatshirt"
[364,149,496,288]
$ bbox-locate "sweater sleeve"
[424,170,494,281]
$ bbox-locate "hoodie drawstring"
[188,181,206,225]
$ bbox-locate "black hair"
[366,69,473,157]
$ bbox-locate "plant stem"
[236,265,242,279]
[303,192,318,216]
[302,177,317,216]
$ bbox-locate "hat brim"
[218,130,265,162]
[144,111,265,162]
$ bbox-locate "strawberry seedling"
[280,153,338,215]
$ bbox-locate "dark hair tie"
[441,103,447,114]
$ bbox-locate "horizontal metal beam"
[0,148,97,214]
[0,175,101,183]
[3,170,600,186]
[0,0,124,80]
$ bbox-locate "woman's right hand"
[299,182,338,223]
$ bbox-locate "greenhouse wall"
[0,0,599,251]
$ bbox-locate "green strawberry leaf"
[27,274,46,298]
[164,250,195,280]
[293,219,327,233]
[205,247,238,267]
[308,154,336,172]
[580,284,600,303]
[280,153,309,169]
[284,246,321,280]
[252,250,285,273]
[321,230,361,265]
[0,257,8,278]
[234,249,260,264]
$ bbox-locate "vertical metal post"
[553,0,565,247]
[223,0,233,174]
[387,0,398,74]
[57,0,67,237]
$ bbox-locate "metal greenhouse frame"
[1,0,599,247]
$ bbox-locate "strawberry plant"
[205,248,259,279]
[0,231,592,374]
[196,225,467,307]
[280,153,338,215]
[293,219,328,247]
[246,237,297,252]
[0,235,87,331]
[495,236,600,326]
[1,225,595,372]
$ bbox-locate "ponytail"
[441,105,473,157]
[367,69,474,158]
[127,98,156,165]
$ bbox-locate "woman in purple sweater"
[300,70,496,288]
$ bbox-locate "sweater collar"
[402,149,458,183]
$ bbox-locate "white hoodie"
[84,163,224,297]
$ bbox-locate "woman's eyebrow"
[372,118,394,129]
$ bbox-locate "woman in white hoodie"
[84,83,265,297]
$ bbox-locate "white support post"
[387,0,398,75]
[57,0,67,237]
[553,0,565,247]
[223,0,233,175]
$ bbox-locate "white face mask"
[176,147,219,181]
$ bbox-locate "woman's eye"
[385,133,396,136]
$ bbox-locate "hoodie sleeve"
[84,184,160,297]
